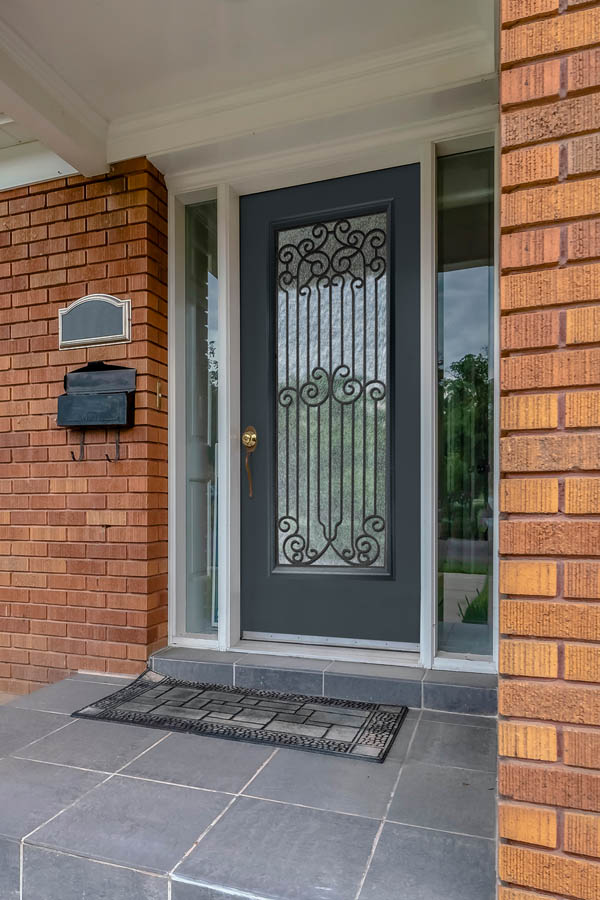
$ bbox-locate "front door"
[240,165,421,647]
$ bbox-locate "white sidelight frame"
[167,109,499,673]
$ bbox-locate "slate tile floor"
[1,675,497,900]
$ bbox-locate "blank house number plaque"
[58,294,132,350]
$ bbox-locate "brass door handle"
[241,426,257,498]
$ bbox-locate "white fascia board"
[108,26,495,163]
[0,141,77,190]
[0,16,108,176]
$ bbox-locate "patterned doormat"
[73,669,407,763]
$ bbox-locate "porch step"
[150,648,497,716]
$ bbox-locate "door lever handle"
[241,426,257,498]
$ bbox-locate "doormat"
[73,669,407,763]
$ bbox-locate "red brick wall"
[499,1,600,897]
[0,157,168,693]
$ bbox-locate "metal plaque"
[58,294,131,350]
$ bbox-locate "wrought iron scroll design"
[276,212,389,568]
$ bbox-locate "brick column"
[0,158,168,693]
[499,2,600,898]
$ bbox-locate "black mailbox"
[57,362,136,460]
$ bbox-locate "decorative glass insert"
[275,212,389,568]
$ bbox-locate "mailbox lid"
[64,361,136,394]
[57,392,134,428]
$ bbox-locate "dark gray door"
[240,165,420,646]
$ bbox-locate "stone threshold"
[150,648,497,716]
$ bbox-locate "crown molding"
[108,26,495,163]
[165,103,498,198]
[0,15,108,175]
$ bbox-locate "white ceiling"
[0,0,497,182]
[0,0,493,119]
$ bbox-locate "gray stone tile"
[235,665,323,694]
[152,647,241,665]
[121,731,273,792]
[28,774,230,875]
[423,670,497,688]
[358,822,495,900]
[70,674,134,686]
[16,718,166,771]
[423,681,497,716]
[0,706,68,756]
[177,795,379,899]
[385,712,419,761]
[408,720,497,772]
[324,672,421,706]
[0,837,20,900]
[0,757,104,840]
[388,761,496,837]
[235,653,329,671]
[420,709,496,729]
[23,845,167,899]
[10,678,122,715]
[327,661,424,681]
[171,883,235,900]
[245,745,401,818]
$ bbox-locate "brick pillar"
[0,158,168,693]
[498,2,600,898]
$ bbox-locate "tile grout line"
[382,818,496,842]
[18,731,171,900]
[10,718,76,756]
[169,747,280,880]
[353,709,423,900]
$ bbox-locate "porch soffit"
[0,0,496,180]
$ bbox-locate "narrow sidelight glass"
[436,148,494,656]
[185,200,219,634]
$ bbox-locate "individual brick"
[503,180,600,229]
[498,721,558,761]
[565,562,600,599]
[565,479,600,514]
[501,599,600,640]
[501,393,558,430]
[501,519,600,556]
[500,639,559,677]
[566,391,600,427]
[568,220,600,262]
[500,561,558,596]
[501,349,600,391]
[566,307,600,345]
[501,310,560,350]
[501,0,559,26]
[564,729,600,770]
[565,644,600,683]
[501,8,600,66]
[499,803,557,848]
[569,134,600,177]
[501,433,600,472]
[568,48,600,94]
[500,477,559,512]
[565,812,600,860]
[500,760,600,813]
[503,95,600,148]
[501,226,560,269]
[502,264,600,312]
[500,679,600,725]
[499,844,600,899]
[499,890,560,900]
[502,58,561,106]
[502,144,560,188]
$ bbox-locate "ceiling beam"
[0,16,108,176]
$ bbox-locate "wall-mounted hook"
[71,430,86,462]
[105,430,121,463]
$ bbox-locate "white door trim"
[167,107,499,672]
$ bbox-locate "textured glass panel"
[276,212,388,568]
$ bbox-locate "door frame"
[167,107,499,673]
